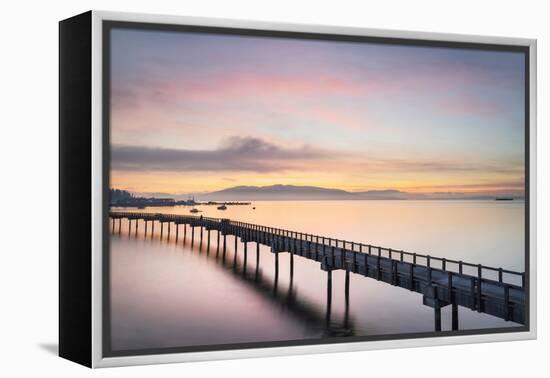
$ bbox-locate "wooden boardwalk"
[109,211,526,330]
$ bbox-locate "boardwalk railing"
[109,211,526,329]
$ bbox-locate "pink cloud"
[436,95,501,116]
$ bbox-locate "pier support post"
[200,226,203,250]
[243,241,248,270]
[290,249,294,277]
[477,265,483,313]
[326,270,332,327]
[275,252,279,278]
[135,219,138,236]
[151,221,155,237]
[167,222,171,241]
[175,224,179,242]
[128,219,131,235]
[191,226,195,247]
[344,269,350,329]
[255,242,260,281]
[145,220,148,236]
[273,252,279,295]
[223,234,227,257]
[111,218,115,233]
[160,222,164,239]
[434,305,442,332]
[452,302,459,330]
[216,230,220,255]
[119,218,122,233]
[207,229,211,253]
[233,240,238,266]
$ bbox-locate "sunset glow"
[110,29,525,196]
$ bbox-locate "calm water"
[110,200,524,351]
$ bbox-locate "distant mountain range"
[138,184,524,201]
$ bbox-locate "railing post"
[427,255,431,268]
[459,261,463,274]
[442,258,446,271]
[498,268,503,283]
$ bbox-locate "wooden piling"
[452,302,459,330]
[344,268,350,328]
[477,265,482,312]
[504,284,510,321]
[243,241,247,274]
[409,263,414,291]
[326,270,332,327]
[434,305,442,332]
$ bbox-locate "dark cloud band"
[111,136,330,173]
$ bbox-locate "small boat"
[217,204,227,210]
[252,207,256,210]
[495,197,514,201]
[190,207,200,213]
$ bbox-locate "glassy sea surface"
[109,200,525,351]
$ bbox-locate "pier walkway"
[109,211,526,330]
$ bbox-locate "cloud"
[111,136,334,173]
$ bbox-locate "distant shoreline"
[110,197,525,209]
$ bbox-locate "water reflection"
[110,201,522,351]
[111,224,354,347]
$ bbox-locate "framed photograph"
[59,10,537,368]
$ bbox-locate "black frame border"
[59,10,93,367]
[101,20,531,358]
